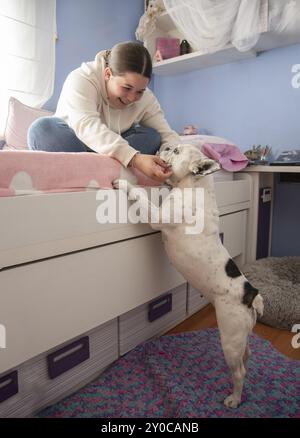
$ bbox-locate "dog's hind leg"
[221,342,247,408]
[215,306,249,408]
[243,344,251,371]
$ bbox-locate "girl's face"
[104,68,149,109]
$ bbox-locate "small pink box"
[155,37,180,59]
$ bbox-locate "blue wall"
[45,0,144,111]
[153,44,300,257]
[153,44,300,157]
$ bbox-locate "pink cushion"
[4,97,53,150]
[179,134,248,171]
[202,143,248,171]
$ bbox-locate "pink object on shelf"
[155,37,180,59]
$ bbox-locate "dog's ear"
[189,159,221,176]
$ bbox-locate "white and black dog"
[114,144,264,408]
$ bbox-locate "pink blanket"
[201,143,248,171]
[0,150,160,197]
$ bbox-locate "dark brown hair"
[105,41,152,79]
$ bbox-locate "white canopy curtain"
[162,0,268,54]
[0,0,56,135]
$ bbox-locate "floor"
[167,304,300,361]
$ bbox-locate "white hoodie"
[55,50,181,167]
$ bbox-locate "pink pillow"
[179,134,248,171]
[202,143,248,171]
[4,97,53,150]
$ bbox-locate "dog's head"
[159,144,220,185]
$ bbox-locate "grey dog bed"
[243,257,300,330]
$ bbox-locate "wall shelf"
[153,46,257,75]
[147,10,300,76]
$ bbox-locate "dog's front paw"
[224,394,241,409]
[113,179,138,201]
[113,179,127,191]
[113,179,134,193]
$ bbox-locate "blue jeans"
[27,116,161,155]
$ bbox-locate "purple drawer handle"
[0,371,18,403]
[47,336,90,379]
[219,232,224,244]
[148,293,172,322]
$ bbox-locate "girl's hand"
[130,154,172,182]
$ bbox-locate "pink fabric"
[201,143,248,171]
[155,38,180,59]
[0,150,160,197]
[4,97,53,150]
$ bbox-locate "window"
[0,0,56,134]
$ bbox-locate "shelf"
[151,11,258,75]
[149,9,300,76]
[153,45,257,75]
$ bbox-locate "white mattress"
[0,190,156,270]
[0,173,247,270]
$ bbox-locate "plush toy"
[154,49,163,62]
[135,0,165,42]
[183,125,198,135]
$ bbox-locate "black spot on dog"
[242,281,259,308]
[202,163,211,171]
[225,258,242,278]
[194,163,212,174]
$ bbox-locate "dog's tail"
[252,293,264,316]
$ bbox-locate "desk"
[240,165,300,263]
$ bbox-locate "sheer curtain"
[0,0,56,135]
[163,0,268,53]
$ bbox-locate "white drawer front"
[215,180,250,207]
[219,210,247,258]
[0,233,184,373]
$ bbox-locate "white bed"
[0,172,251,417]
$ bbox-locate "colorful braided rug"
[38,328,300,418]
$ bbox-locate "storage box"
[119,283,187,355]
[0,319,118,418]
[155,37,180,59]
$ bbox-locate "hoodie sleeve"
[140,90,181,149]
[57,71,138,167]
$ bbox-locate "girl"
[28,41,180,182]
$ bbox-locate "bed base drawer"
[0,233,184,373]
[0,319,118,418]
[119,283,187,356]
